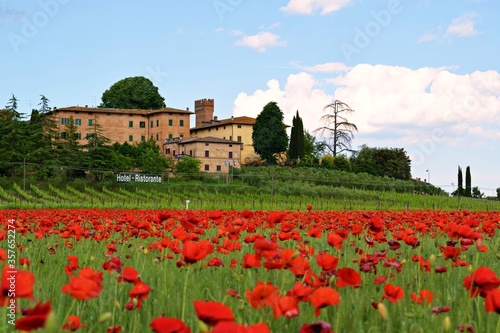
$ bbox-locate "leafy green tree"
[496,187,500,200]
[61,116,85,179]
[332,155,351,172]
[100,76,166,109]
[39,95,50,113]
[174,157,202,176]
[141,149,171,173]
[351,145,411,180]
[472,186,483,199]
[288,110,305,161]
[252,101,288,165]
[315,100,358,157]
[465,166,472,197]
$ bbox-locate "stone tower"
[194,99,214,128]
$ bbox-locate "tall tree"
[61,116,85,179]
[315,100,358,157]
[100,76,166,109]
[38,95,51,113]
[85,115,113,181]
[288,110,305,162]
[252,101,288,165]
[465,166,472,197]
[457,166,464,197]
[5,94,21,120]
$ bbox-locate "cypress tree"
[465,166,472,197]
[288,110,305,162]
[457,166,463,197]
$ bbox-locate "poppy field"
[1,208,499,332]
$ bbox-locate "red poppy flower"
[410,289,433,305]
[242,254,261,269]
[62,315,86,331]
[107,326,122,333]
[335,267,362,288]
[128,281,151,309]
[316,252,339,272]
[14,301,51,332]
[287,282,314,302]
[299,321,334,333]
[443,246,461,261]
[310,287,341,317]
[120,266,140,283]
[270,295,300,319]
[382,284,404,303]
[246,281,280,309]
[485,288,500,314]
[1,265,36,305]
[463,267,500,298]
[211,322,271,333]
[182,240,214,264]
[64,256,79,276]
[150,316,191,333]
[193,300,234,326]
[327,234,344,250]
[19,257,30,268]
[61,267,103,300]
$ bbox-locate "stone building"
[190,99,257,164]
[50,105,193,147]
[163,136,242,173]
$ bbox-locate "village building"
[163,136,242,173]
[190,98,257,164]
[50,105,193,148]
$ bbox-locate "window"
[141,135,145,142]
[229,151,233,158]
[140,121,146,128]
[88,119,93,126]
[76,133,81,140]
[168,134,173,139]
[129,135,133,142]
[60,132,67,139]
[189,150,192,157]
[205,150,209,157]
[61,118,69,125]
[180,119,184,126]
[229,136,232,140]
[237,125,242,128]
[205,143,209,146]
[168,119,173,126]
[217,165,222,172]
[166,148,171,155]
[237,136,242,142]
[156,134,159,140]
[229,144,232,147]
[150,120,154,128]
[75,118,82,126]
[204,164,209,171]
[86,133,95,140]
[129,121,133,128]
[173,150,176,156]
[156,120,159,127]
[180,134,184,139]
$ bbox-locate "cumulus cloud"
[235,32,286,52]
[233,64,500,149]
[280,0,355,15]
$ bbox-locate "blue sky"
[1,0,499,196]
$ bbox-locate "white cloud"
[233,64,500,148]
[280,0,355,15]
[418,12,480,43]
[235,32,286,52]
[296,62,351,73]
[445,12,480,38]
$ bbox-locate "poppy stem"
[181,266,191,322]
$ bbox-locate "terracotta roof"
[51,106,193,115]
[164,136,242,145]
[190,116,256,131]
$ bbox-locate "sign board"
[116,173,163,183]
